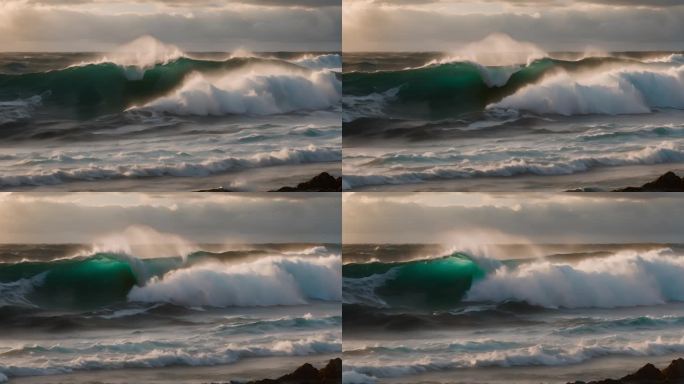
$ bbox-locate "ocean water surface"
[0,37,342,191]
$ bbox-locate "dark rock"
[613,171,684,192]
[566,360,684,384]
[195,187,235,192]
[241,358,342,384]
[662,358,684,381]
[271,172,342,192]
[621,363,665,382]
[319,358,342,382]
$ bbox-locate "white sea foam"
[345,334,684,381]
[431,33,547,66]
[0,95,42,125]
[342,87,399,122]
[466,248,684,308]
[128,255,341,307]
[0,335,340,379]
[343,141,684,188]
[0,145,341,187]
[0,273,46,308]
[71,36,185,80]
[88,225,197,261]
[293,53,342,71]
[141,64,341,116]
[343,370,377,384]
[490,64,684,115]
[342,271,395,308]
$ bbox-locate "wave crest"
[129,255,342,307]
[141,66,341,115]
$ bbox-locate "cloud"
[22,0,340,7]
[0,193,341,244]
[578,0,684,6]
[0,1,341,51]
[343,193,684,244]
[343,0,684,51]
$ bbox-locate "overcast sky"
[343,0,684,51]
[343,193,684,244]
[0,193,340,244]
[0,0,341,51]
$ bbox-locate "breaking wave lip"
[0,37,340,117]
[343,248,684,310]
[292,53,342,71]
[139,66,341,116]
[488,64,684,116]
[344,49,684,120]
[343,142,684,189]
[465,248,684,309]
[128,255,342,307]
[0,249,341,310]
[0,146,341,187]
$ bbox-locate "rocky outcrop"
[271,172,342,192]
[613,172,684,192]
[568,358,684,384]
[236,358,342,384]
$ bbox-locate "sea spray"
[128,255,342,307]
[490,65,684,115]
[142,65,341,115]
[466,248,684,308]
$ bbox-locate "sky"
[0,0,341,51]
[343,193,684,244]
[0,193,341,243]
[343,0,684,51]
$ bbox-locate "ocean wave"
[0,253,180,309]
[342,254,484,308]
[128,255,342,307]
[141,66,341,116]
[0,38,338,117]
[0,145,341,187]
[343,335,684,380]
[215,314,342,334]
[466,248,684,308]
[343,48,684,120]
[554,315,684,335]
[344,248,684,310]
[489,64,684,115]
[343,142,684,188]
[0,273,45,308]
[0,249,341,310]
[292,53,341,71]
[0,335,340,379]
[0,94,43,126]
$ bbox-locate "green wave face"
[0,254,179,309]
[344,253,486,308]
[0,57,304,118]
[342,57,627,119]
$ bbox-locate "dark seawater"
[0,48,341,191]
[342,244,684,383]
[0,244,341,383]
[342,52,684,191]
